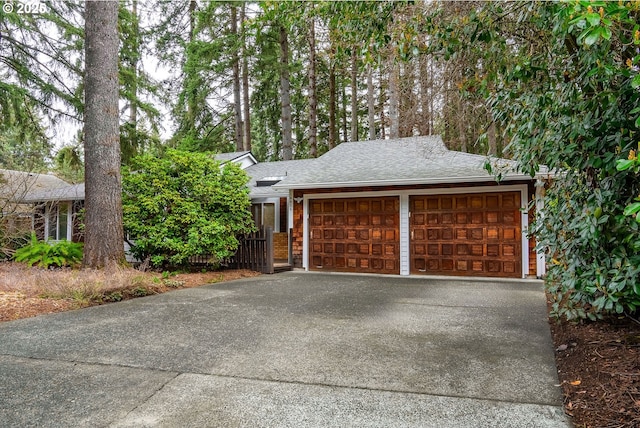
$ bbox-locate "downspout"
[535,179,547,278]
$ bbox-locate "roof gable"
[273,136,544,189]
[214,151,258,169]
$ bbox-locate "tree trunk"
[388,56,399,139]
[341,81,348,143]
[457,94,467,152]
[419,55,430,136]
[350,49,358,142]
[231,6,243,151]
[429,57,435,134]
[184,0,197,133]
[279,25,292,160]
[307,10,318,158]
[367,63,375,140]
[487,115,497,156]
[83,0,125,268]
[328,48,337,150]
[241,3,251,152]
[379,63,386,140]
[129,0,138,146]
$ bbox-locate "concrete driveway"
[0,272,570,427]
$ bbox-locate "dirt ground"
[1,267,639,427]
[551,315,640,428]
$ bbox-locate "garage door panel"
[410,192,522,278]
[310,196,399,274]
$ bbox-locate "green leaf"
[584,28,600,46]
[631,74,640,89]
[616,159,635,171]
[623,202,640,216]
[585,13,601,26]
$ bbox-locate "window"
[45,202,72,241]
[251,202,276,231]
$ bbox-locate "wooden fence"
[228,226,274,274]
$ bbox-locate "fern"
[14,234,83,268]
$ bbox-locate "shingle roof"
[20,183,85,203]
[0,169,71,203]
[244,159,316,198]
[273,136,545,190]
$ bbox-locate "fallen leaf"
[570,380,582,386]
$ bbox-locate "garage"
[409,192,522,277]
[275,136,544,278]
[308,196,399,274]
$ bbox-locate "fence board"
[229,226,274,274]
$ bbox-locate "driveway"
[0,272,570,427]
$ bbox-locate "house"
[268,136,549,279]
[12,136,550,278]
[0,169,73,244]
[243,158,316,261]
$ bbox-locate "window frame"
[250,198,280,232]
[44,201,73,242]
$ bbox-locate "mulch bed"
[0,269,260,322]
[0,292,77,322]
[551,316,640,427]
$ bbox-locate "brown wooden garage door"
[410,192,521,277]
[309,197,399,274]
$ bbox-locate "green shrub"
[162,279,184,288]
[103,291,123,302]
[14,233,83,268]
[122,149,255,269]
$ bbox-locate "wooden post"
[265,226,274,274]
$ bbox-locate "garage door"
[410,192,521,277]
[309,197,399,274]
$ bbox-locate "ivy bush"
[14,233,83,268]
[122,149,255,269]
[427,2,640,320]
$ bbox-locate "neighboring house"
[12,136,551,278]
[19,182,85,242]
[0,169,72,242]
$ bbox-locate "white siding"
[399,194,410,275]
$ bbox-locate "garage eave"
[273,174,539,191]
